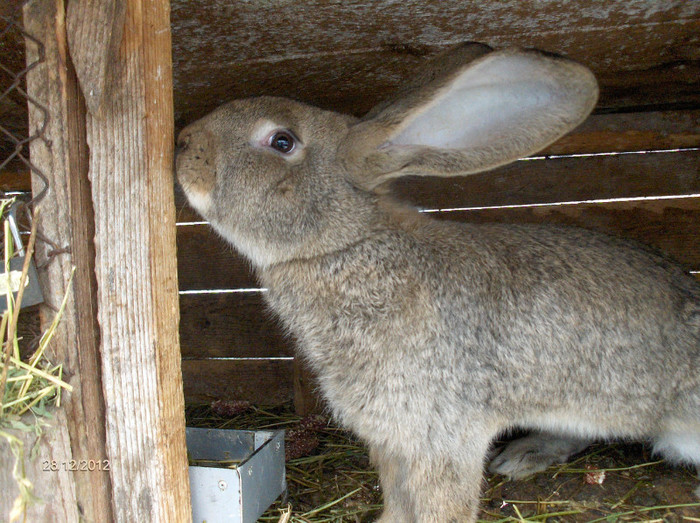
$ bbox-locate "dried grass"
[1,198,74,521]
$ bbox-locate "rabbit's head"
[176,44,598,268]
[176,96,367,267]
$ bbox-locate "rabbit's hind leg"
[652,426,700,498]
[653,382,700,497]
[488,431,592,479]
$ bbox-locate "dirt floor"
[186,403,700,522]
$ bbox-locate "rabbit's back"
[431,220,699,426]
[261,209,699,445]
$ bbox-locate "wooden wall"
[3,1,699,406]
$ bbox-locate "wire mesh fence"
[1,0,48,207]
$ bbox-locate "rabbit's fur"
[176,44,700,521]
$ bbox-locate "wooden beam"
[81,0,191,519]
[11,0,191,521]
[12,1,111,521]
[170,1,700,121]
[390,149,700,210]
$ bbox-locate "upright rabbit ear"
[341,47,598,190]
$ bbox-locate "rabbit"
[176,43,700,522]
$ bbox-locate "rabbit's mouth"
[179,180,214,217]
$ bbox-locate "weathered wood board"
[170,0,700,125]
[179,292,291,359]
[12,0,192,521]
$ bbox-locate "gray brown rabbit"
[176,43,700,521]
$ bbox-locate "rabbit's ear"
[342,48,598,190]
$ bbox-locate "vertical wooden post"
[13,0,191,521]
[82,0,191,518]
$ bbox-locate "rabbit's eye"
[270,131,296,154]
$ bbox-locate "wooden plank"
[171,0,700,122]
[176,223,258,290]
[171,0,697,64]
[545,110,700,155]
[17,1,111,521]
[179,292,291,359]
[182,359,294,405]
[294,357,324,416]
[173,30,700,126]
[4,0,700,154]
[78,0,191,519]
[0,410,80,522]
[390,149,700,210]
[66,0,126,115]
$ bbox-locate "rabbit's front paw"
[489,432,591,479]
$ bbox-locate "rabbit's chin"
[183,187,214,217]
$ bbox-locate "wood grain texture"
[176,224,257,290]
[173,32,700,126]
[17,1,113,520]
[170,0,700,124]
[171,0,697,65]
[182,359,294,405]
[294,356,325,416]
[544,110,700,155]
[5,0,699,167]
[0,410,80,522]
[83,0,190,520]
[66,0,126,115]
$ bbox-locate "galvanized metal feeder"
[187,428,286,523]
